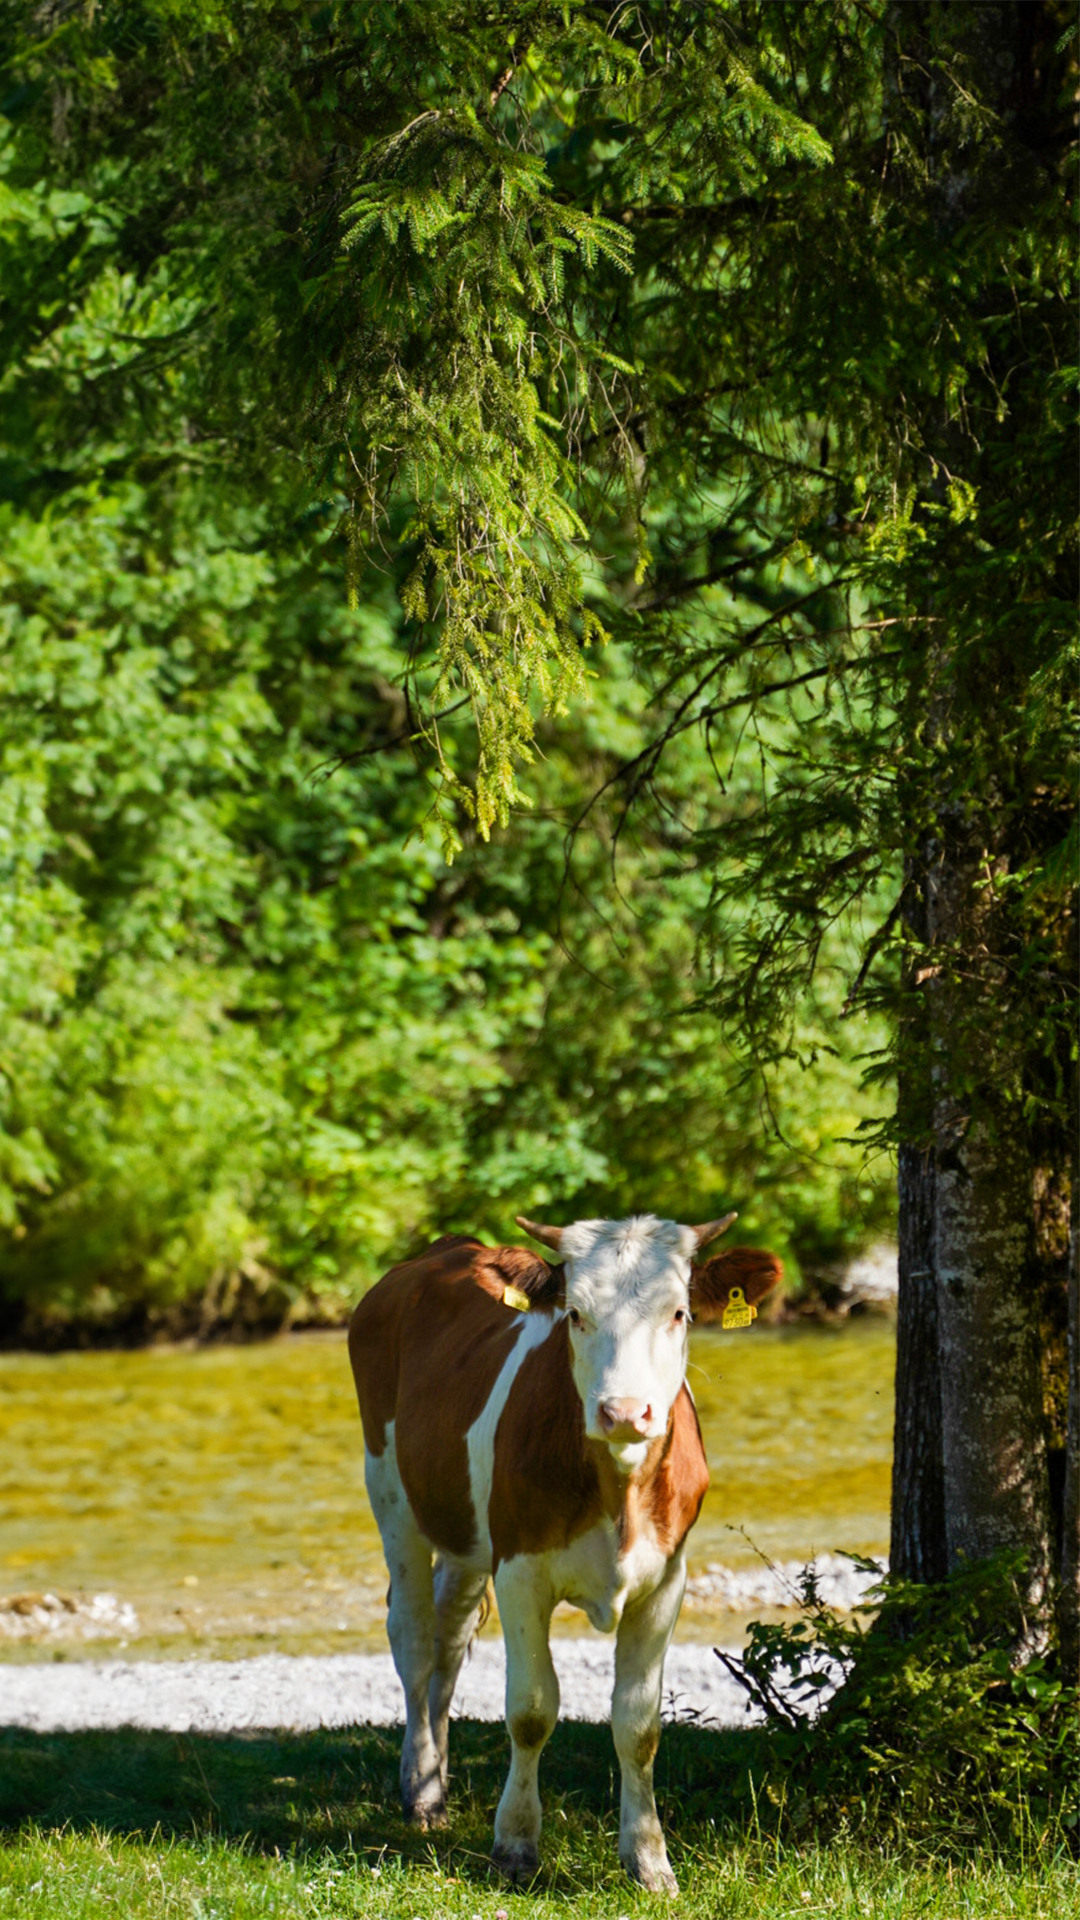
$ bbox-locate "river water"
[0,1318,894,1660]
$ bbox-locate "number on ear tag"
[503,1284,531,1313]
[721,1285,757,1331]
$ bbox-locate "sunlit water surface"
[0,1319,894,1660]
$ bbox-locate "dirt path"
[2,1639,755,1735]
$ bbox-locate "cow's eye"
[673,1307,688,1325]
[568,1307,582,1329]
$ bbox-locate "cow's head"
[516,1212,780,1470]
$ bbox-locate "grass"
[0,1722,1073,1918]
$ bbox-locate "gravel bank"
[2,1639,757,1735]
[685,1551,885,1612]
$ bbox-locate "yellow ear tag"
[721,1285,757,1331]
[503,1284,531,1313]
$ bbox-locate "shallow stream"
[0,1318,894,1660]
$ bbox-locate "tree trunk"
[1059,1064,1080,1682]
[890,1136,947,1582]
[890,849,947,1586]
[934,1092,1051,1627]
[927,825,1052,1642]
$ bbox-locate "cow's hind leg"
[491,1557,558,1883]
[429,1558,490,1793]
[365,1437,445,1827]
[611,1552,686,1895]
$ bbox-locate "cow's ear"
[690,1247,783,1323]
[477,1245,566,1310]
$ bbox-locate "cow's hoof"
[623,1849,679,1896]
[403,1795,448,1831]
[492,1839,540,1884]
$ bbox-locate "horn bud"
[689,1212,738,1251]
[515,1215,564,1252]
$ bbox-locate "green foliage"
[1,2,1073,1075]
[722,1553,1079,1848]
[29,5,1080,1324]
[631,4,1078,1137]
[0,0,840,844]
[297,4,831,840]
[313,107,630,841]
[0,463,889,1320]
[0,6,901,1324]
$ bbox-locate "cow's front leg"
[612,1551,686,1895]
[492,1557,558,1883]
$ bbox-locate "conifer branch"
[841,897,904,1017]
[309,695,472,783]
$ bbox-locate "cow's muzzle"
[596,1397,653,1441]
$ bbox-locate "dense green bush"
[720,1553,1078,1849]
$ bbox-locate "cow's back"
[349,1236,559,1560]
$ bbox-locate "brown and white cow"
[349,1212,781,1894]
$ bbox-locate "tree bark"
[890,1135,947,1582]
[927,826,1052,1642]
[934,1092,1051,1621]
[1059,1062,1080,1681]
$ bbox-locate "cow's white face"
[560,1216,696,1471]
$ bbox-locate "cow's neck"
[588,1405,677,1550]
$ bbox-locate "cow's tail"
[470,1580,494,1655]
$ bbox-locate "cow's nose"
[597,1397,652,1438]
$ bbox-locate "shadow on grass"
[0,1719,763,1883]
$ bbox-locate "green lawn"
[0,1722,1071,1918]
